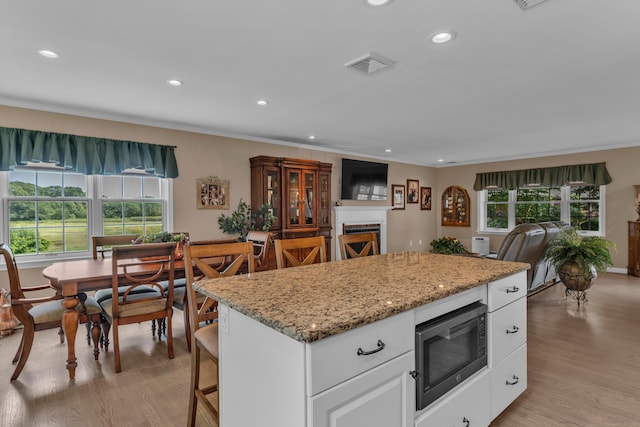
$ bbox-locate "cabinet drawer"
[307,311,413,396]
[487,271,527,312]
[488,298,527,367]
[490,344,527,420]
[415,370,490,427]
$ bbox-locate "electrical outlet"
[419,239,422,245]
[409,240,413,247]
[219,305,229,334]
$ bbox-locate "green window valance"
[0,126,178,178]
[473,162,611,191]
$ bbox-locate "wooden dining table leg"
[61,281,80,380]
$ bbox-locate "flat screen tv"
[340,158,388,201]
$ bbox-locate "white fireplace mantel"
[333,206,392,260]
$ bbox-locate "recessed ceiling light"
[364,0,393,6]
[256,99,269,106]
[38,49,59,58]
[308,135,317,140]
[385,149,392,153]
[437,159,444,163]
[430,31,457,44]
[166,79,183,86]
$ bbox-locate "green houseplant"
[430,236,468,255]
[218,199,276,241]
[543,227,615,304]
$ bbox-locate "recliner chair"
[495,223,546,290]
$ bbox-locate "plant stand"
[558,262,596,306]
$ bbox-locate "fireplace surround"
[333,206,391,260]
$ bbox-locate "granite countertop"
[194,252,529,343]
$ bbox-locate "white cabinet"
[487,270,527,422]
[414,370,490,427]
[488,297,526,367]
[307,311,414,395]
[490,344,527,419]
[310,352,414,427]
[413,270,527,427]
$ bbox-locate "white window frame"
[477,185,606,236]
[1,170,173,269]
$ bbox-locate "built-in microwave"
[414,301,487,410]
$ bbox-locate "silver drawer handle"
[506,375,519,386]
[357,340,385,356]
[506,286,520,293]
[506,325,520,334]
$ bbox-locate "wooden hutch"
[250,156,332,269]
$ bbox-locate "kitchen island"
[195,252,529,427]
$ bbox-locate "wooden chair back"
[183,241,255,337]
[92,234,138,259]
[274,236,327,269]
[110,242,177,320]
[339,232,379,259]
[0,243,61,328]
[246,230,272,271]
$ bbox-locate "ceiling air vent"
[513,0,549,10]
[345,53,394,74]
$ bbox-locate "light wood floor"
[0,311,217,427]
[1,273,640,427]
[491,273,640,427]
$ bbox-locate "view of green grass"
[10,218,163,253]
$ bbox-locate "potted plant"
[430,236,468,255]
[218,199,276,241]
[543,227,616,304]
[133,231,189,258]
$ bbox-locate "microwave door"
[442,318,476,341]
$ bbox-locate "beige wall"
[1,105,635,290]
[0,105,438,288]
[436,148,639,269]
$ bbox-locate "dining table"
[42,257,188,379]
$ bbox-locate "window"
[479,184,604,235]
[1,168,172,263]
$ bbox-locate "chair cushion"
[95,285,158,303]
[194,322,219,359]
[159,277,186,291]
[99,291,167,319]
[172,287,206,309]
[29,296,103,325]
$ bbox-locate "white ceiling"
[2,0,640,167]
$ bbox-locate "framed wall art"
[196,176,229,209]
[407,179,419,203]
[392,184,405,210]
[420,187,432,210]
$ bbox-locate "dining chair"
[97,242,176,373]
[339,232,379,259]
[184,240,255,427]
[247,230,272,271]
[1,243,103,381]
[92,234,139,260]
[172,237,234,351]
[274,235,327,269]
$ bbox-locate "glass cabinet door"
[287,170,300,226]
[266,168,279,226]
[304,172,315,225]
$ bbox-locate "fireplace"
[334,206,391,260]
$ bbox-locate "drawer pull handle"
[506,375,519,386]
[506,286,520,293]
[506,325,520,334]
[357,340,385,356]
[463,417,470,427]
